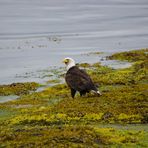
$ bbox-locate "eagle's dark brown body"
[65,66,98,98]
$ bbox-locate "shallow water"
[0,95,18,103]
[0,0,148,84]
[96,124,148,132]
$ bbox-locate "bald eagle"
[63,57,101,98]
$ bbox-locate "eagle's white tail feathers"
[96,91,101,95]
[92,90,101,96]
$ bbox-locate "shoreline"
[0,48,148,147]
[0,50,132,103]
[0,50,132,85]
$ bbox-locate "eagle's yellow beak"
[62,59,69,64]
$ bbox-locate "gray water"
[0,95,18,103]
[0,0,148,84]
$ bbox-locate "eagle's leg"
[71,88,76,98]
[80,91,86,97]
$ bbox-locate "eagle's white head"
[63,57,76,70]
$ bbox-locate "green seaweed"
[0,124,147,147]
[107,48,148,62]
[0,82,40,96]
[0,48,148,147]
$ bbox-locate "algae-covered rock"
[107,48,148,62]
[0,82,39,96]
[0,48,148,147]
[0,124,147,147]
